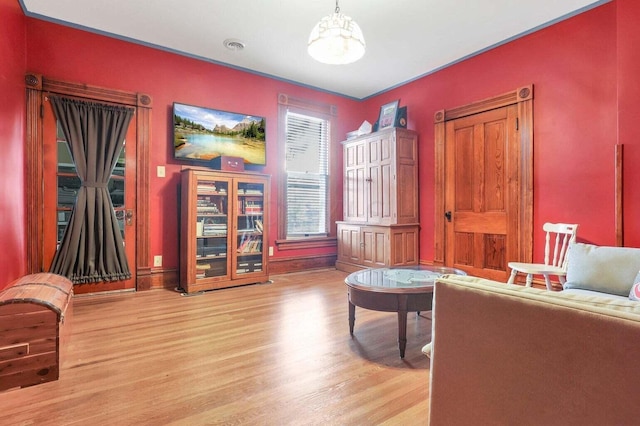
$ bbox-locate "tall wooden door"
[444,106,518,280]
[434,86,534,281]
[42,97,137,294]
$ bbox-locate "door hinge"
[40,104,44,118]
[515,117,519,131]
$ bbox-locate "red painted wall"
[363,1,637,260]
[616,0,640,247]
[24,17,362,275]
[3,0,638,288]
[0,0,27,288]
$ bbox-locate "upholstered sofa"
[561,242,640,300]
[426,244,640,425]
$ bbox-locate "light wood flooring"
[0,269,430,425]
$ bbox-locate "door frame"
[25,73,153,290]
[433,85,534,266]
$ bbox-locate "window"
[277,94,337,249]
[285,112,329,238]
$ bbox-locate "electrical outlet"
[268,246,274,256]
[153,255,162,267]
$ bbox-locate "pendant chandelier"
[308,0,366,65]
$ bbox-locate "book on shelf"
[196,260,227,278]
[237,235,262,254]
[236,260,262,273]
[238,185,263,195]
[238,199,263,215]
[202,222,227,236]
[197,182,217,192]
[197,206,221,213]
[198,249,227,257]
[203,224,227,230]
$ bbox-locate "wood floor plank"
[0,269,430,425]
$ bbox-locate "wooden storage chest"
[0,273,73,391]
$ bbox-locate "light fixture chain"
[335,0,340,14]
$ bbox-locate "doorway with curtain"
[43,96,136,293]
[25,74,152,294]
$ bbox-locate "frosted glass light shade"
[308,12,365,65]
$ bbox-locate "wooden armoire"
[336,127,419,272]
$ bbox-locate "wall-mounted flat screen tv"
[173,102,266,166]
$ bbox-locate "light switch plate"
[157,165,165,177]
[153,255,162,267]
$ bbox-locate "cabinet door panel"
[368,133,395,225]
[396,131,418,224]
[337,224,362,264]
[362,227,388,268]
[233,179,266,280]
[343,141,367,222]
[389,226,419,266]
[368,161,381,221]
[381,162,393,222]
[195,178,231,281]
[397,162,417,222]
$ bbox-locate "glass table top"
[345,265,467,290]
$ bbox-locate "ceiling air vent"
[223,39,246,51]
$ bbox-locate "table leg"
[397,310,408,358]
[348,300,356,335]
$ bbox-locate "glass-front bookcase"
[180,168,270,293]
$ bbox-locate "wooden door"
[434,86,533,280]
[444,106,518,281]
[42,98,137,294]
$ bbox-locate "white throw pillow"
[564,243,640,296]
[629,271,640,301]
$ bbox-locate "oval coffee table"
[345,266,466,358]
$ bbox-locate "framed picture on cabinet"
[377,99,400,130]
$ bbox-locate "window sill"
[275,237,337,251]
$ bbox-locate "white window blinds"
[285,111,329,237]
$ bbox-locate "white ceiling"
[21,0,606,100]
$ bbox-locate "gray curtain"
[49,96,134,284]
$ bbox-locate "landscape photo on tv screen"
[173,102,266,165]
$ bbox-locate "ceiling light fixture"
[307,0,365,65]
